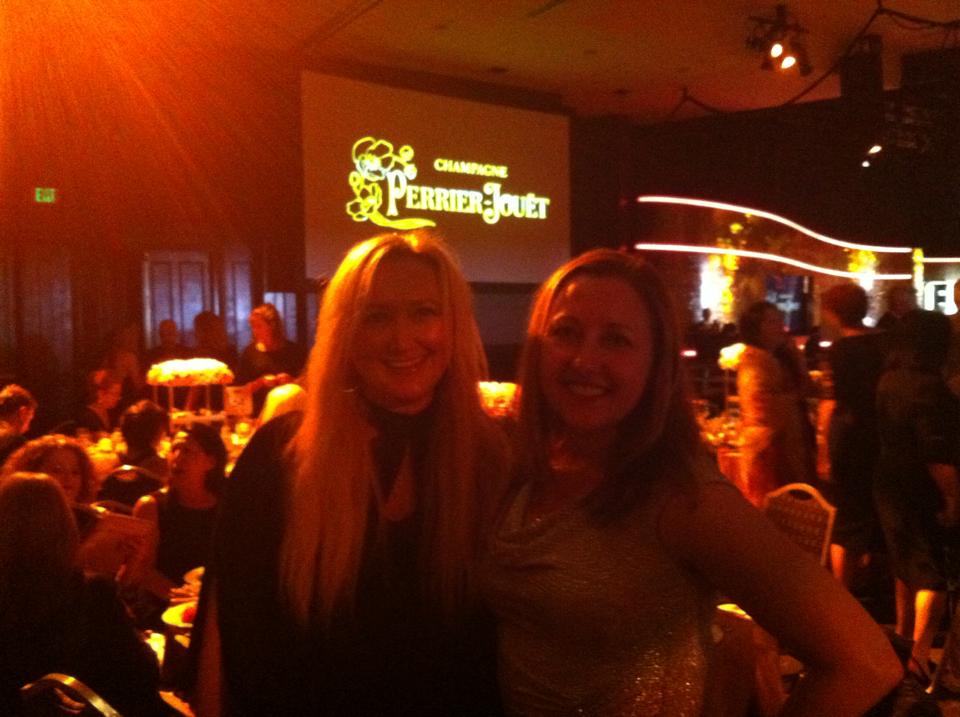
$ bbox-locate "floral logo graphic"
[346,137,436,230]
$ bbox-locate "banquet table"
[85,441,121,489]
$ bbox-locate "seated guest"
[98,400,168,507]
[192,311,238,368]
[4,436,149,581]
[144,319,189,368]
[99,323,144,414]
[4,434,97,512]
[4,434,109,556]
[186,311,239,413]
[0,472,167,716]
[0,384,37,466]
[128,425,224,608]
[235,303,305,414]
[76,369,123,437]
[482,250,901,715]
[145,320,191,410]
[118,400,169,480]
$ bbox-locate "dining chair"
[95,465,164,510]
[19,673,122,716]
[761,482,836,567]
[712,483,836,701]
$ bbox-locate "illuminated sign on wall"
[303,71,570,283]
[34,187,57,204]
[346,136,551,230]
[634,243,912,280]
[924,280,958,314]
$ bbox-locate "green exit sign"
[34,187,57,203]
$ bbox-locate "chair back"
[762,483,836,566]
[95,465,162,510]
[104,464,161,485]
[89,500,134,516]
[20,673,123,716]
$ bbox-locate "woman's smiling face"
[539,274,654,440]
[351,253,451,415]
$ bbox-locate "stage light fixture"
[789,38,813,76]
[746,3,812,76]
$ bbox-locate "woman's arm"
[128,495,176,599]
[661,482,902,716]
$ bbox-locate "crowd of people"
[55,306,305,438]
[712,281,960,694]
[5,230,945,715]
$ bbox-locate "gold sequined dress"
[483,477,722,716]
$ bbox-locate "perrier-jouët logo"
[346,137,436,230]
[346,136,551,228]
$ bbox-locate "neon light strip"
[633,243,913,280]
[921,257,960,264]
[636,195,913,254]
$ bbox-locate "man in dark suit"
[0,384,37,466]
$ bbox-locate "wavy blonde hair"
[281,231,508,624]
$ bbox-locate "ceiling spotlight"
[746,3,812,76]
[789,38,813,76]
[862,160,871,168]
[868,144,883,154]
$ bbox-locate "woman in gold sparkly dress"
[482,250,900,716]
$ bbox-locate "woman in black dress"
[129,424,224,621]
[820,283,886,589]
[193,232,510,716]
[875,309,960,680]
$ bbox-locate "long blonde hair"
[280,231,508,624]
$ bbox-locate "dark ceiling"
[208,0,960,122]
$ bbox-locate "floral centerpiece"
[147,358,235,415]
[718,342,746,371]
[700,342,746,448]
[478,381,520,419]
[147,358,234,386]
